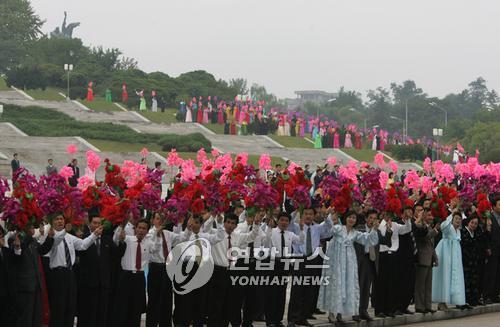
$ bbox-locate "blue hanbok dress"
[317,224,378,316]
[432,214,466,305]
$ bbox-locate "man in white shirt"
[373,212,412,318]
[207,211,262,327]
[287,207,333,327]
[264,211,305,327]
[173,215,224,327]
[235,208,268,326]
[48,215,103,327]
[112,219,157,327]
[146,213,189,327]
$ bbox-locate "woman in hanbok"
[460,214,489,306]
[202,106,209,124]
[317,211,379,323]
[344,132,353,148]
[86,82,94,102]
[230,116,237,135]
[151,97,158,112]
[312,124,318,140]
[432,211,467,310]
[218,106,225,124]
[185,103,193,123]
[192,100,198,121]
[333,130,340,149]
[136,90,146,111]
[355,131,362,149]
[197,103,203,123]
[314,130,323,149]
[277,115,285,136]
[299,119,305,138]
[371,133,378,150]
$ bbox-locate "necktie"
[227,235,232,265]
[306,226,313,256]
[63,238,72,268]
[280,230,286,257]
[248,224,254,258]
[96,237,101,256]
[369,246,377,261]
[135,240,142,271]
[160,231,169,261]
[194,234,202,265]
[412,231,418,256]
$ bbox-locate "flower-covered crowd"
[0,146,499,327]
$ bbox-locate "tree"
[229,78,248,95]
[390,80,425,103]
[0,0,43,73]
[465,77,489,108]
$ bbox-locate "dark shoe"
[385,312,396,318]
[415,309,426,314]
[306,315,316,320]
[255,315,266,322]
[427,309,437,314]
[295,320,313,327]
[403,309,414,314]
[313,309,325,315]
[493,297,500,303]
[360,314,373,321]
[287,324,296,327]
[336,313,344,323]
[484,299,493,305]
[375,313,386,318]
[394,310,404,316]
[352,315,361,322]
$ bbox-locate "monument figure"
[50,12,80,39]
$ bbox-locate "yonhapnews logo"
[166,238,214,295]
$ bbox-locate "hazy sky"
[30,0,500,99]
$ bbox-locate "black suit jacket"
[489,213,500,256]
[354,226,392,274]
[77,233,118,289]
[0,247,17,297]
[11,159,20,172]
[11,236,54,293]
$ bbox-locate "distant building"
[295,90,337,103]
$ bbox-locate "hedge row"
[385,144,425,161]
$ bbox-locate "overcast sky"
[30,0,500,99]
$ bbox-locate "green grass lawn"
[0,77,9,90]
[268,135,314,148]
[204,123,225,134]
[78,98,120,113]
[138,109,178,124]
[25,88,66,101]
[87,139,285,167]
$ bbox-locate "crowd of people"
[1,148,499,327]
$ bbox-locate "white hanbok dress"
[317,224,378,316]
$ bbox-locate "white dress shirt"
[212,225,260,267]
[265,227,305,257]
[49,230,97,269]
[113,227,157,272]
[235,221,268,248]
[147,225,190,264]
[379,218,412,253]
[289,215,333,255]
[124,222,135,236]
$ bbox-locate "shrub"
[159,133,211,152]
[385,144,425,161]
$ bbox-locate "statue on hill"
[50,11,80,39]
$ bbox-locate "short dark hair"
[155,161,161,168]
[13,153,18,157]
[366,209,378,216]
[0,225,5,237]
[224,212,239,223]
[191,215,203,224]
[491,195,500,208]
[277,211,291,222]
[136,219,150,229]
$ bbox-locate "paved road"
[410,311,500,327]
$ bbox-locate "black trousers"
[112,271,146,327]
[15,290,42,327]
[358,254,376,316]
[484,254,500,300]
[287,256,320,323]
[206,266,241,327]
[264,260,287,326]
[77,285,109,327]
[48,267,77,327]
[373,252,397,315]
[146,263,173,327]
[240,260,259,325]
[173,283,208,327]
[396,253,416,311]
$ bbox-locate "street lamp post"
[429,102,448,127]
[390,115,405,144]
[64,64,73,100]
[433,128,443,160]
[405,99,408,144]
[348,107,367,131]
